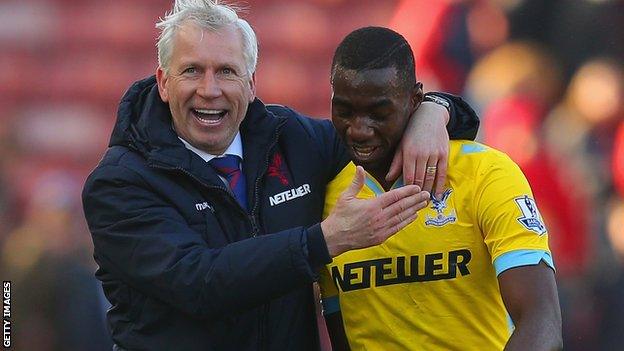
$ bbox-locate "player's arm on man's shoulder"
[498,262,563,351]
[387,91,480,197]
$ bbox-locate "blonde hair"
[156,0,258,75]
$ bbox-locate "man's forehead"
[336,67,400,86]
[334,67,402,95]
[171,22,246,64]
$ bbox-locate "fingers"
[376,183,422,209]
[407,154,427,187]
[365,190,429,246]
[395,211,420,232]
[385,150,402,183]
[381,190,430,223]
[422,158,438,194]
[379,211,419,241]
[342,166,365,200]
[433,154,448,198]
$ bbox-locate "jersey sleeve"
[474,153,555,275]
[319,265,341,316]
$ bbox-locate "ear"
[410,81,424,113]
[156,66,170,102]
[248,72,257,103]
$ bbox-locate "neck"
[362,157,393,191]
[369,170,393,190]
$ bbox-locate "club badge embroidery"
[425,188,457,227]
[514,195,547,235]
[267,152,290,186]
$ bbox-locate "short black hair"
[331,26,416,89]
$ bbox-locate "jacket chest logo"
[269,184,311,206]
[424,188,457,227]
[267,152,290,186]
[195,202,213,212]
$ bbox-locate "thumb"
[342,165,365,199]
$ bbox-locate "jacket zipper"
[251,121,286,351]
[249,124,284,237]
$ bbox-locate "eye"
[334,109,352,119]
[221,67,235,75]
[370,108,393,122]
[182,66,197,74]
[370,114,387,122]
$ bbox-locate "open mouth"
[351,145,378,159]
[192,108,228,125]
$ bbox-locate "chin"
[353,153,394,175]
[352,157,379,169]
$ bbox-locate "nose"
[196,72,223,99]
[347,117,374,142]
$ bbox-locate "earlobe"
[411,82,425,112]
[156,67,169,102]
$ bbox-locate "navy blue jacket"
[82,76,478,350]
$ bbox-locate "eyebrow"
[177,58,243,71]
[367,98,393,110]
[331,96,393,110]
[331,96,350,106]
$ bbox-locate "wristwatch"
[423,94,451,114]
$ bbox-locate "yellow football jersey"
[319,140,554,351]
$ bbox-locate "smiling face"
[156,22,256,155]
[331,66,422,179]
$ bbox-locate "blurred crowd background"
[0,0,623,350]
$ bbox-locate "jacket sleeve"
[82,163,327,320]
[426,91,480,140]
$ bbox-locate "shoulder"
[327,162,357,190]
[266,104,335,139]
[84,146,152,191]
[449,140,524,181]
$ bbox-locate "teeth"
[194,109,224,115]
[192,109,227,124]
[353,146,375,157]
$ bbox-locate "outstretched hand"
[321,166,430,257]
[386,101,449,198]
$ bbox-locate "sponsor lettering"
[331,249,471,292]
[269,184,311,206]
[195,202,213,212]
